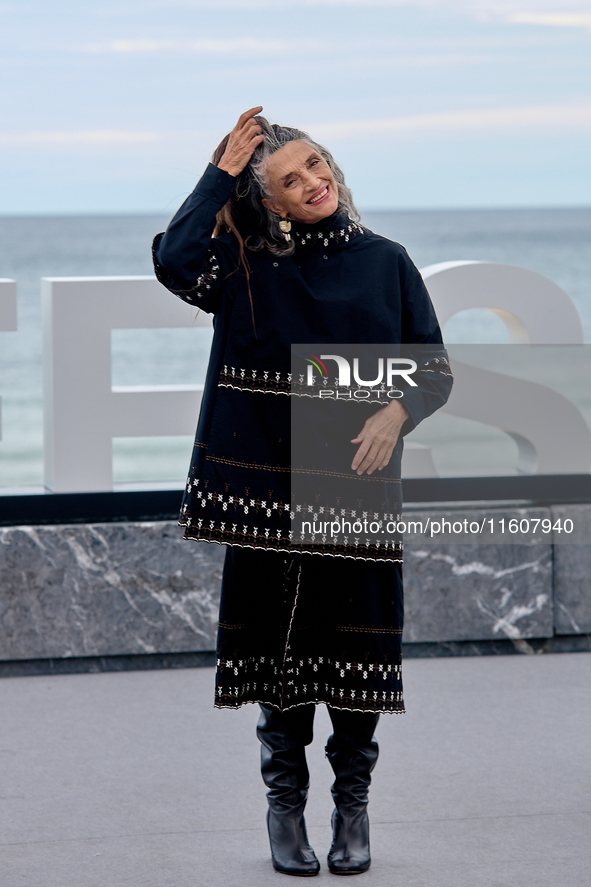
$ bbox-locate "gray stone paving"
[1,653,590,886]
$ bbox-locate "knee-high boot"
[325,708,380,875]
[257,704,320,877]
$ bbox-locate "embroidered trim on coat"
[217,359,452,397]
[293,220,366,249]
[152,239,220,304]
[214,699,405,713]
[181,481,401,522]
[179,478,404,559]
[280,556,303,698]
[180,523,403,561]
[219,365,292,394]
[214,653,405,712]
[335,626,404,634]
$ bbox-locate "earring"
[279,218,291,242]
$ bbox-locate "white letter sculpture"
[42,276,212,492]
[421,261,590,475]
[0,279,17,442]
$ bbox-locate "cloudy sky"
[1,0,590,213]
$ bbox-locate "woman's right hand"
[217,106,265,177]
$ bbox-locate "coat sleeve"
[395,247,454,434]
[152,163,236,315]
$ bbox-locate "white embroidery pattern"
[215,653,404,712]
[153,241,220,304]
[296,220,365,248]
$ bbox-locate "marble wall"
[0,503,589,663]
[551,504,591,635]
[403,544,553,643]
[0,522,224,661]
[402,506,554,643]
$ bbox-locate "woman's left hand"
[351,401,410,475]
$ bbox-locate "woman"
[153,106,452,876]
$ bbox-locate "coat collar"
[291,211,367,252]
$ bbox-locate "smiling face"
[260,139,339,224]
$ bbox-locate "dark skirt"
[215,546,405,714]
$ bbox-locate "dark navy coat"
[153,163,452,712]
[153,163,452,562]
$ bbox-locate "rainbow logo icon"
[304,354,328,377]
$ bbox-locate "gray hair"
[228,117,361,256]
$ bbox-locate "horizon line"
[1,204,590,220]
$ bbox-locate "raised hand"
[217,106,265,177]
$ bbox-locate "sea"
[1,207,590,489]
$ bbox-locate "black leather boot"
[257,704,320,877]
[325,708,380,875]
